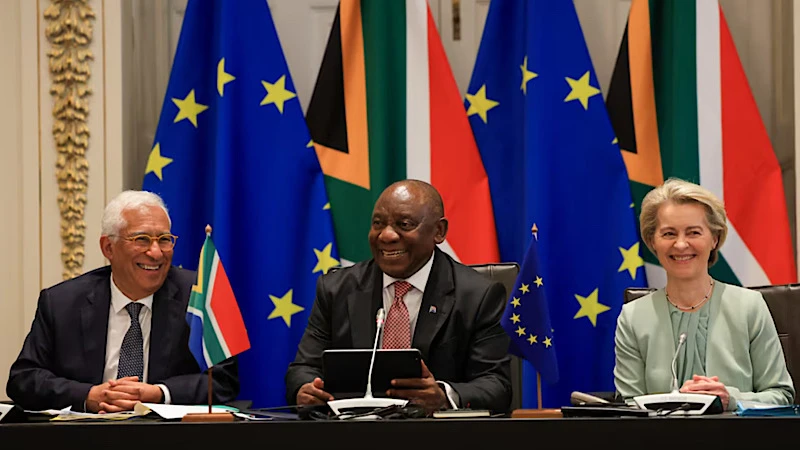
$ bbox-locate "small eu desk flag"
[502,230,558,385]
[467,0,646,408]
[142,0,338,407]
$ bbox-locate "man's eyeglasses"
[115,233,178,251]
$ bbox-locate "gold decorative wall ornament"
[44,0,95,279]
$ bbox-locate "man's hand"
[680,374,730,410]
[387,360,447,413]
[85,376,141,413]
[297,377,333,405]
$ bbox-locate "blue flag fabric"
[142,0,338,407]
[467,0,646,408]
[501,234,558,384]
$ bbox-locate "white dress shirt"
[380,254,460,409]
[103,275,171,404]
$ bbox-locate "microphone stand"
[632,333,718,415]
[327,308,409,419]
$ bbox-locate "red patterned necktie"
[382,281,412,349]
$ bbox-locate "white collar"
[110,274,154,313]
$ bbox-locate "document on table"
[735,400,800,417]
[32,406,144,422]
[133,403,238,420]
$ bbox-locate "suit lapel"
[412,250,454,359]
[348,264,383,349]
[81,276,111,383]
[149,276,182,380]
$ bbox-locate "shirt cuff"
[156,384,172,405]
[437,381,460,410]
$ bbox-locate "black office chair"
[624,283,800,403]
[470,263,522,411]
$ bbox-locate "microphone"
[670,332,687,393]
[632,331,721,415]
[364,308,386,399]
[326,308,408,418]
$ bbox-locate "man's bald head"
[379,180,445,218]
[369,180,448,279]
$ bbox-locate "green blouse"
[669,301,710,387]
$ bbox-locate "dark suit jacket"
[285,248,512,412]
[6,266,239,411]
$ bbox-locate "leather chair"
[470,263,522,411]
[624,284,800,403]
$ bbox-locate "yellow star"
[145,143,173,181]
[511,297,521,308]
[515,326,526,337]
[612,137,619,145]
[312,243,339,274]
[260,75,297,113]
[618,242,645,280]
[543,337,553,348]
[519,283,530,294]
[527,334,538,345]
[510,313,521,324]
[520,56,538,94]
[574,288,611,327]
[172,89,209,127]
[217,58,235,96]
[323,203,331,210]
[306,139,314,148]
[268,289,304,327]
[534,276,543,287]
[465,84,499,123]
[564,71,601,110]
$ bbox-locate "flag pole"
[182,224,233,423]
[208,366,213,414]
[537,372,542,409]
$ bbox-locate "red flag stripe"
[719,8,796,284]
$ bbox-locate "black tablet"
[322,348,422,399]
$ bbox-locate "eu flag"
[142,0,338,407]
[467,0,646,408]
[502,231,558,385]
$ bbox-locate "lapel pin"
[429,305,437,314]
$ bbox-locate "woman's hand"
[680,374,730,410]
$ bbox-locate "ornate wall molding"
[44,0,94,279]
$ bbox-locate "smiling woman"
[613,178,795,411]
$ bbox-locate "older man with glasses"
[6,190,238,413]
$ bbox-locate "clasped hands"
[680,374,730,410]
[297,360,447,413]
[86,376,163,413]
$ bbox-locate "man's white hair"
[101,190,171,237]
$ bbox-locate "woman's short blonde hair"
[639,178,728,266]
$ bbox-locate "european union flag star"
[564,71,600,110]
[465,84,499,123]
[520,56,538,94]
[217,57,235,96]
[260,75,296,113]
[573,288,610,327]
[312,243,339,275]
[145,143,173,181]
[617,242,645,279]
[519,283,530,294]
[267,289,304,327]
[534,276,543,287]
[172,89,209,127]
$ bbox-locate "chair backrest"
[624,284,800,403]
[470,263,522,411]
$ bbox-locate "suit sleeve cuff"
[437,381,460,410]
[156,384,172,405]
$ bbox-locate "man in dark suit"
[6,191,237,412]
[285,180,511,413]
